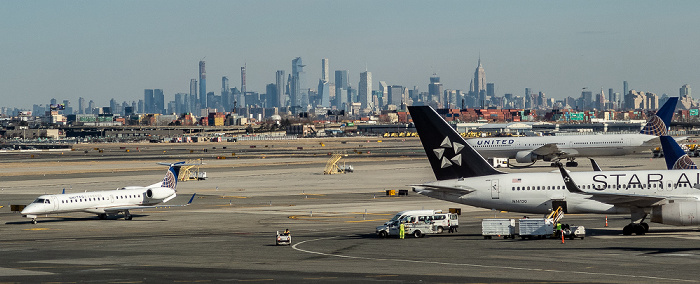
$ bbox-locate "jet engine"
[146,187,176,200]
[650,200,700,226]
[515,151,538,163]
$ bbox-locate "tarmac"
[1,137,699,283]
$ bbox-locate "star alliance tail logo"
[433,137,464,168]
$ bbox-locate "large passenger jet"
[462,98,678,166]
[21,162,195,224]
[408,101,700,235]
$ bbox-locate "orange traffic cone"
[605,215,608,227]
[561,232,565,244]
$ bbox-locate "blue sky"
[1,1,699,108]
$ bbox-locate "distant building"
[199,60,206,108]
[290,57,305,108]
[321,58,329,82]
[144,89,154,113]
[359,71,372,109]
[428,75,443,107]
[275,70,285,108]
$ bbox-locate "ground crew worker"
[556,222,562,236]
[399,222,405,239]
[283,229,290,235]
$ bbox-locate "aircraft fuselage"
[416,169,700,215]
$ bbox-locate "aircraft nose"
[21,204,37,215]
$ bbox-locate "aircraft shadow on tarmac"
[4,214,169,225]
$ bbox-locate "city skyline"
[2,1,700,109]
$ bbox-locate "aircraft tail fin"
[408,106,505,180]
[660,136,697,169]
[158,161,187,190]
[640,97,677,136]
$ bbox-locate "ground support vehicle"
[518,218,554,239]
[432,213,459,233]
[276,231,291,245]
[390,222,435,238]
[559,225,586,240]
[481,218,517,239]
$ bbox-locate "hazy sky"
[2,1,699,109]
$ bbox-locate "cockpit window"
[33,198,46,204]
[45,199,50,204]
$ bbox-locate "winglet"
[556,163,585,193]
[588,158,602,171]
[640,97,678,136]
[187,193,196,205]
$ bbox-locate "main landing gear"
[622,222,649,235]
[124,210,133,220]
[622,212,650,235]
[551,158,578,167]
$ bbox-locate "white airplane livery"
[408,99,700,235]
[21,161,195,224]
[463,98,677,166]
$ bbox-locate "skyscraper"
[78,97,85,114]
[241,65,247,95]
[318,79,330,108]
[474,58,485,94]
[359,71,372,109]
[428,74,443,106]
[222,76,230,111]
[321,58,329,82]
[154,89,165,114]
[144,89,154,113]
[275,70,286,108]
[680,84,691,98]
[189,79,198,111]
[378,81,388,109]
[290,57,305,107]
[199,60,206,109]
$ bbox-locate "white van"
[432,213,459,233]
[376,210,458,237]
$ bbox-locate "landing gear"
[98,214,107,220]
[565,161,579,167]
[622,223,647,235]
[124,210,132,221]
[31,219,37,224]
[623,211,650,235]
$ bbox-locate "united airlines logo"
[433,137,464,168]
[162,170,177,189]
[673,155,698,170]
[640,115,667,136]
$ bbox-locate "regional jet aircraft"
[21,162,195,224]
[408,104,700,235]
[463,97,678,167]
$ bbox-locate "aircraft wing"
[571,191,685,207]
[96,194,196,213]
[531,143,560,156]
[412,184,475,194]
[531,143,579,158]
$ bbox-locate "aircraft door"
[490,180,500,199]
[51,196,58,210]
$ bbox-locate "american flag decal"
[512,178,521,183]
